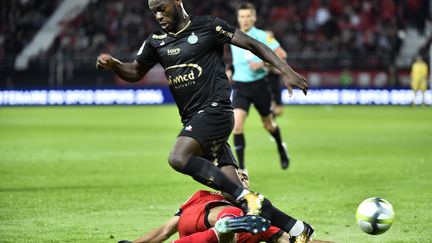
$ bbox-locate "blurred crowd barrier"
[1,88,431,106]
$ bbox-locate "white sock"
[236,189,250,201]
[289,220,305,237]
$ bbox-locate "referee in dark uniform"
[96,0,313,241]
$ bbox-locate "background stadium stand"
[1,0,431,89]
[1,0,60,67]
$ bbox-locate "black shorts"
[178,105,238,168]
[232,78,272,117]
[215,143,238,168]
[267,72,283,105]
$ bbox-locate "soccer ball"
[356,197,395,235]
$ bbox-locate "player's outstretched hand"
[283,71,309,96]
[96,53,114,70]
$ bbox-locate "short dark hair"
[237,2,256,13]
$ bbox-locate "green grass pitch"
[1,105,431,242]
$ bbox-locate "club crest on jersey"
[188,32,199,45]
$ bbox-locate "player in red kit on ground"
[119,170,291,243]
[118,171,333,243]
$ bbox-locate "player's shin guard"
[233,134,245,169]
[183,156,244,198]
[171,229,219,243]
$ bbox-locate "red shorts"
[177,190,230,238]
[176,190,283,242]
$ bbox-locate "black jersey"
[136,16,237,123]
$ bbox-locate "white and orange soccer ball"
[356,197,395,235]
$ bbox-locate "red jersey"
[176,190,231,238]
[176,190,283,242]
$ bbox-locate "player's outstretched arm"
[250,46,287,72]
[230,30,309,96]
[132,216,179,243]
[96,53,151,82]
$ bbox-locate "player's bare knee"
[274,107,283,116]
[233,124,244,134]
[168,152,190,171]
[263,121,275,132]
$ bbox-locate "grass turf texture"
[0,106,431,243]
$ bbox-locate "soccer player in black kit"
[96,0,313,242]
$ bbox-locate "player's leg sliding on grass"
[119,171,315,243]
[120,190,293,243]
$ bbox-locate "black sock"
[233,134,245,169]
[261,198,299,234]
[182,156,244,198]
[270,126,284,150]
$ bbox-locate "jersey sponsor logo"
[187,32,199,44]
[165,64,203,88]
[184,125,193,131]
[216,26,234,38]
[167,48,181,56]
[152,34,167,39]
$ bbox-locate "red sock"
[172,229,218,243]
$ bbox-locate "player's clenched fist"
[96,53,114,70]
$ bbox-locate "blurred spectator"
[339,68,353,87]
[0,0,59,66]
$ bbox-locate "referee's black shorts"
[178,104,239,169]
[231,78,272,117]
[266,72,283,106]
